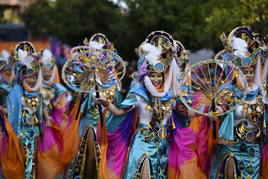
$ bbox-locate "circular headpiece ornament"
[13,41,35,61]
[180,59,248,117]
[139,31,176,74]
[145,30,175,50]
[227,26,254,44]
[90,33,109,45]
[218,26,267,68]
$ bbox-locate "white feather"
[89,41,104,49]
[18,49,28,61]
[41,49,53,66]
[140,43,161,65]
[20,52,34,69]
[0,50,9,63]
[231,37,248,58]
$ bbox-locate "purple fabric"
[0,132,7,155]
[106,110,136,176]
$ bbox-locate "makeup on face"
[149,72,164,88]
[42,66,53,81]
[24,73,38,88]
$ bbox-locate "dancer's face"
[242,67,255,84]
[42,66,52,81]
[3,68,12,76]
[24,73,38,88]
[149,72,163,88]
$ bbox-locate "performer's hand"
[188,109,200,117]
[95,97,110,107]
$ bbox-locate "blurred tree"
[22,0,211,62]
[123,0,210,57]
[22,0,268,61]
[23,0,123,49]
[205,0,268,51]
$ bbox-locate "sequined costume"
[0,41,43,179]
[36,49,73,179]
[63,33,125,179]
[209,27,268,179]
[100,31,206,179]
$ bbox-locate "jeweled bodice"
[135,95,173,126]
[234,95,264,142]
[21,95,41,126]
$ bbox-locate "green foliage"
[22,0,268,62]
[205,0,268,51]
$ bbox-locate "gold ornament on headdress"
[13,41,36,61]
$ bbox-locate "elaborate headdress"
[216,26,268,102]
[137,31,180,97]
[217,27,267,68]
[83,33,115,51]
[0,50,12,71]
[40,49,59,84]
[70,33,115,57]
[13,42,42,91]
[13,41,35,61]
[174,40,190,69]
[40,49,55,68]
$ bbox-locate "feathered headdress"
[216,27,268,102]
[0,50,11,71]
[40,49,55,68]
[17,49,40,75]
[218,27,266,68]
[137,31,180,97]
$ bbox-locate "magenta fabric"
[106,111,135,176]
[38,107,67,153]
[168,126,197,171]
[196,117,209,171]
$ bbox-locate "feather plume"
[18,49,28,61]
[231,37,248,58]
[19,49,34,69]
[41,49,53,66]
[89,41,104,49]
[0,50,9,63]
[140,43,161,65]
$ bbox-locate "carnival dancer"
[37,49,72,179]
[0,42,43,179]
[64,33,125,179]
[210,27,268,179]
[0,50,16,111]
[97,31,206,179]
[0,50,16,178]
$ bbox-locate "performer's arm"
[96,97,129,116]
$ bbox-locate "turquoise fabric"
[123,124,169,179]
[210,139,260,179]
[7,84,42,179]
[219,112,234,141]
[210,88,264,179]
[110,86,174,178]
